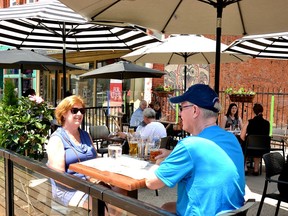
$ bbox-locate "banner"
[110,80,122,102]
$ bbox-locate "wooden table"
[69,159,147,199]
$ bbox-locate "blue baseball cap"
[169,84,220,113]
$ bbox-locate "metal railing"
[0,148,174,216]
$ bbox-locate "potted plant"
[153,84,174,97]
[0,87,54,160]
[225,87,256,103]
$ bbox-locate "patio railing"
[0,148,174,216]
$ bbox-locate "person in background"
[240,103,270,175]
[46,95,97,211]
[118,108,166,145]
[153,101,162,120]
[221,103,243,130]
[129,99,147,127]
[145,84,245,215]
[136,108,166,141]
[23,88,36,97]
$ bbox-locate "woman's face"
[63,103,84,127]
[154,104,160,111]
[231,106,238,115]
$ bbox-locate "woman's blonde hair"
[55,95,85,126]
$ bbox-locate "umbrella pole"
[214,2,223,95]
[184,55,188,91]
[62,23,67,98]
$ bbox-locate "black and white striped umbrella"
[225,32,288,59]
[0,0,159,96]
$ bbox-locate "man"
[145,84,245,215]
[119,108,166,141]
[130,99,147,127]
[136,108,167,141]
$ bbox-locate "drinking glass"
[108,144,122,159]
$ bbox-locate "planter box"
[229,94,255,103]
[153,91,174,97]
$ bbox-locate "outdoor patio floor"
[138,168,288,215]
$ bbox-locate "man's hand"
[155,148,172,165]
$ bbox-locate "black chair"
[270,136,285,156]
[89,125,110,157]
[244,135,271,175]
[218,199,256,216]
[257,152,288,216]
[160,136,178,150]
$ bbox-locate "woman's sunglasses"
[71,108,85,115]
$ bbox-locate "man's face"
[180,102,195,132]
[140,102,147,110]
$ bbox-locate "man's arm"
[145,166,165,190]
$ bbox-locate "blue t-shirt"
[155,136,244,216]
[198,125,245,192]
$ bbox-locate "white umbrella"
[225,32,288,59]
[122,35,249,90]
[0,0,159,96]
[59,0,288,93]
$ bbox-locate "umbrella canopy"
[0,0,159,96]
[60,0,288,94]
[0,49,85,71]
[122,35,249,90]
[80,61,166,80]
[225,32,288,59]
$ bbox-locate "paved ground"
[138,170,288,215]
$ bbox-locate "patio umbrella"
[122,34,249,90]
[0,49,85,71]
[0,49,85,106]
[225,32,288,59]
[0,0,159,97]
[60,0,288,94]
[80,61,166,80]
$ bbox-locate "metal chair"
[270,136,285,156]
[257,152,288,216]
[218,199,255,216]
[244,135,271,175]
[89,125,110,157]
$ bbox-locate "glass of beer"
[108,144,122,159]
[149,148,161,163]
[129,139,138,157]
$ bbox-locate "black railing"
[0,148,174,216]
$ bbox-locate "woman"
[221,103,243,130]
[46,95,97,210]
[240,103,270,175]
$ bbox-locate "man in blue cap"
[145,84,245,216]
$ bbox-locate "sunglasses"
[71,108,85,115]
[179,104,194,112]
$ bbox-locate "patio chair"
[270,136,285,156]
[244,135,271,175]
[257,152,288,216]
[218,199,255,216]
[89,125,110,157]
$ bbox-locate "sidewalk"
[138,173,288,215]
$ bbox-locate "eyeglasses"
[179,104,194,112]
[71,108,85,115]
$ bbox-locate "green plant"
[224,87,256,95]
[154,84,174,92]
[0,95,54,160]
[2,79,18,106]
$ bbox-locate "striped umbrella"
[225,32,288,59]
[0,0,159,96]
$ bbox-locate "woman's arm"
[46,136,65,173]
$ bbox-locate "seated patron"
[221,103,243,130]
[129,99,147,127]
[240,103,270,175]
